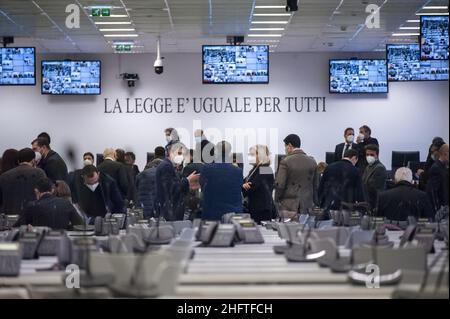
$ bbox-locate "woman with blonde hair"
[242,144,275,223]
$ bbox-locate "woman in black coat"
[242,145,275,223]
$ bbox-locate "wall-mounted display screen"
[420,15,449,60]
[202,45,269,84]
[41,60,101,95]
[387,44,449,81]
[329,59,388,93]
[0,47,36,85]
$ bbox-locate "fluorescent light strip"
[392,33,419,36]
[251,20,289,24]
[249,27,285,31]
[399,26,420,30]
[95,21,132,25]
[253,13,291,16]
[406,19,420,23]
[103,34,138,37]
[247,39,280,42]
[422,6,448,10]
[99,28,135,31]
[416,12,449,15]
[248,34,283,37]
[254,5,286,9]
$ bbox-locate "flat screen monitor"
[41,60,101,95]
[387,44,449,81]
[329,59,388,93]
[202,45,269,84]
[420,15,449,60]
[0,47,36,85]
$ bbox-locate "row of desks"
[0,228,447,298]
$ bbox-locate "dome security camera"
[154,58,163,75]
[154,36,164,75]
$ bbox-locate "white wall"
[0,52,448,173]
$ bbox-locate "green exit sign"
[116,44,132,52]
[92,7,111,17]
[101,8,111,16]
[91,8,101,16]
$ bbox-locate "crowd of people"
[0,126,448,230]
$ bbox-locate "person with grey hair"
[155,142,199,220]
[200,141,243,220]
[377,167,434,223]
[164,127,181,156]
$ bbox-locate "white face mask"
[35,151,42,164]
[248,155,257,165]
[86,182,99,192]
[366,155,376,165]
[173,155,184,165]
[83,159,93,166]
[346,135,354,143]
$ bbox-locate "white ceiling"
[0,0,448,53]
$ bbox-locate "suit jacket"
[426,160,449,209]
[378,181,434,221]
[0,164,47,214]
[318,159,365,210]
[72,172,125,215]
[200,162,243,220]
[275,149,317,213]
[97,159,129,199]
[362,160,387,209]
[242,164,275,222]
[334,142,359,162]
[16,193,83,229]
[38,150,68,182]
[155,158,190,221]
[136,166,159,218]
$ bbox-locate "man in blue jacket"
[200,141,243,220]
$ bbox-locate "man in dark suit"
[419,139,445,191]
[378,168,434,221]
[16,177,83,229]
[200,141,243,220]
[356,125,379,173]
[362,144,387,210]
[155,143,199,221]
[334,127,359,162]
[0,148,47,215]
[194,129,215,163]
[32,137,68,182]
[318,149,365,210]
[97,148,129,200]
[72,165,125,218]
[427,144,449,210]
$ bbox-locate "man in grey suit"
[362,144,387,210]
[275,134,317,219]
